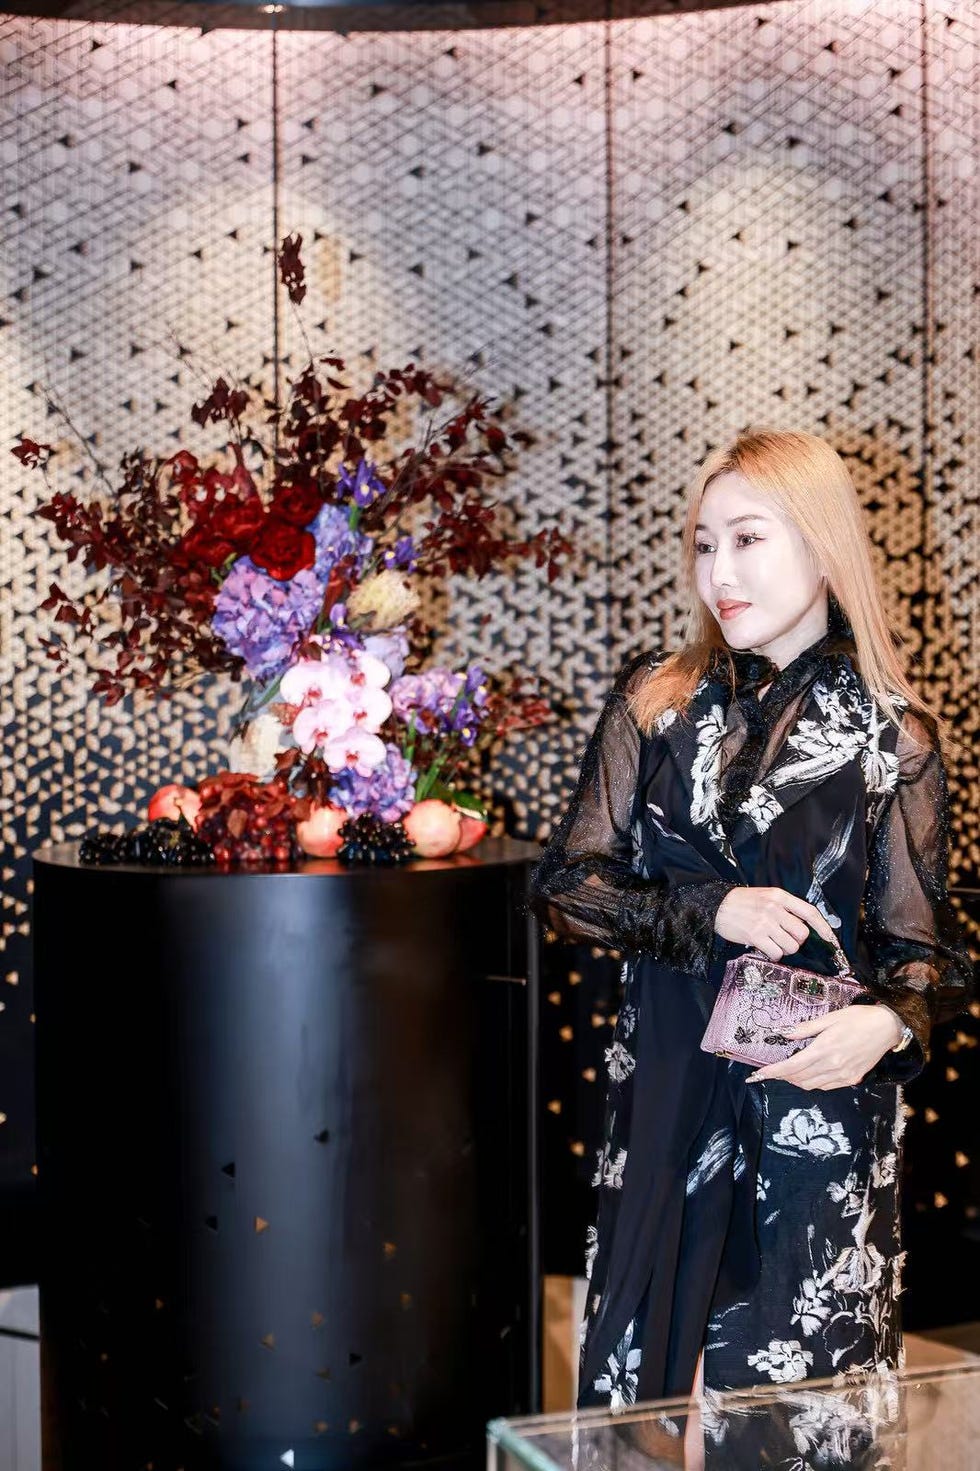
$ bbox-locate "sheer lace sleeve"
[527,654,737,977]
[859,711,975,1075]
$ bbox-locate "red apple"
[455,813,489,852]
[296,804,347,858]
[403,799,462,858]
[148,783,202,829]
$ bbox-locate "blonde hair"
[628,428,958,762]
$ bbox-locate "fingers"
[716,887,838,954]
[778,891,837,946]
[747,1029,847,1088]
[783,1014,839,1039]
[771,921,810,955]
[746,1043,863,1089]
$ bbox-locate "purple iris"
[338,457,387,510]
[381,535,418,573]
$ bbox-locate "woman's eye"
[695,534,761,555]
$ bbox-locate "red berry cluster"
[196,772,304,867]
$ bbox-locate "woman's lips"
[718,601,751,621]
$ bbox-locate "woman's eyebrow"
[695,513,773,531]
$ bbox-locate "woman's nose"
[709,547,736,588]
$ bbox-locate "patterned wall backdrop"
[1,1,977,1313]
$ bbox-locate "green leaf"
[450,789,487,818]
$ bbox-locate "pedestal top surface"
[33,834,543,879]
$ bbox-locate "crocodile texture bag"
[700,934,867,1068]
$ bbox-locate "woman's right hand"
[714,886,837,960]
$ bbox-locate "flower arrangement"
[16,236,572,865]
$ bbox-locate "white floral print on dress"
[771,1106,852,1158]
[737,783,784,831]
[592,1318,642,1410]
[870,1152,897,1188]
[592,1141,627,1189]
[786,1389,876,1462]
[618,1002,637,1039]
[826,1171,864,1217]
[736,664,904,840]
[584,1223,598,1282]
[791,1277,834,1337]
[688,697,734,861]
[746,1339,814,1383]
[604,1040,636,1084]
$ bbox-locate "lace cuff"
[859,711,975,1075]
[528,653,736,976]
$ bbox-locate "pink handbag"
[700,934,867,1068]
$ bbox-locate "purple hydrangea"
[338,457,387,509]
[363,627,410,680]
[389,663,488,747]
[330,742,417,822]
[312,503,374,582]
[212,556,323,682]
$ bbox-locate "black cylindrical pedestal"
[33,838,540,1471]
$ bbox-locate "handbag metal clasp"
[790,973,827,1002]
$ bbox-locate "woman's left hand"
[744,1005,906,1090]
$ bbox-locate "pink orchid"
[280,654,350,708]
[292,698,356,755]
[322,728,388,775]
[349,648,392,689]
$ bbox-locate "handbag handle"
[815,929,856,979]
[746,929,856,981]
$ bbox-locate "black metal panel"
[33,838,540,1470]
[2,0,787,35]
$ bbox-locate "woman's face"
[693,470,827,664]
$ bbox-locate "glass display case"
[488,1360,980,1471]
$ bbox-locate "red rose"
[210,498,266,545]
[249,516,316,581]
[176,524,237,569]
[270,479,323,528]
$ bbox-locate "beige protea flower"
[346,570,420,631]
[228,712,284,782]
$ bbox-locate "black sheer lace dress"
[528,620,974,1438]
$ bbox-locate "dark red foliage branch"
[30,449,244,704]
[278,233,306,306]
[12,437,53,469]
[18,236,573,707]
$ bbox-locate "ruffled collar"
[708,599,856,703]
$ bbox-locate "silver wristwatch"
[891,1024,914,1053]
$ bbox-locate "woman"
[528,430,974,1451]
